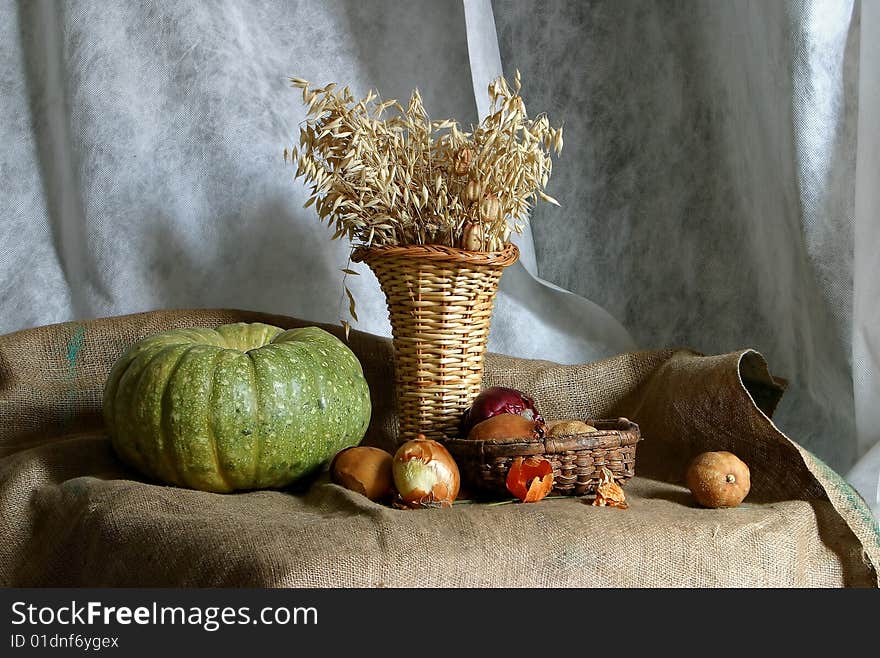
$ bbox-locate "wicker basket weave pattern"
[443,418,641,496]
[352,243,519,441]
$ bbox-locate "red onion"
[460,386,544,437]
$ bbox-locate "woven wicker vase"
[352,243,519,442]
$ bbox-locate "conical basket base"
[353,243,519,442]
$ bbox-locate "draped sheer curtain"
[1,0,877,517]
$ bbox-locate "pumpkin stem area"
[238,339,273,354]
[726,474,736,483]
[215,322,284,353]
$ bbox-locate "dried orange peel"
[592,466,628,509]
[506,456,554,503]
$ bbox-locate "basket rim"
[443,417,641,458]
[351,242,519,267]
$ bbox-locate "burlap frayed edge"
[733,349,880,586]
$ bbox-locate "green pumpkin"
[103,322,371,493]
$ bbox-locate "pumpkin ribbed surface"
[103,322,371,492]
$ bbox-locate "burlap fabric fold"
[1,309,877,587]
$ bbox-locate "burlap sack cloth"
[2,309,878,587]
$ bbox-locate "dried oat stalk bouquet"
[285,72,563,251]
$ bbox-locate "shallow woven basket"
[443,418,641,497]
[352,242,519,441]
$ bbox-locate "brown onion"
[468,413,542,440]
[460,386,544,437]
[392,437,460,508]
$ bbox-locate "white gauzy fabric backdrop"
[1,0,877,518]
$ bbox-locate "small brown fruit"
[330,446,395,502]
[685,451,751,508]
[468,413,542,440]
[547,419,596,436]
